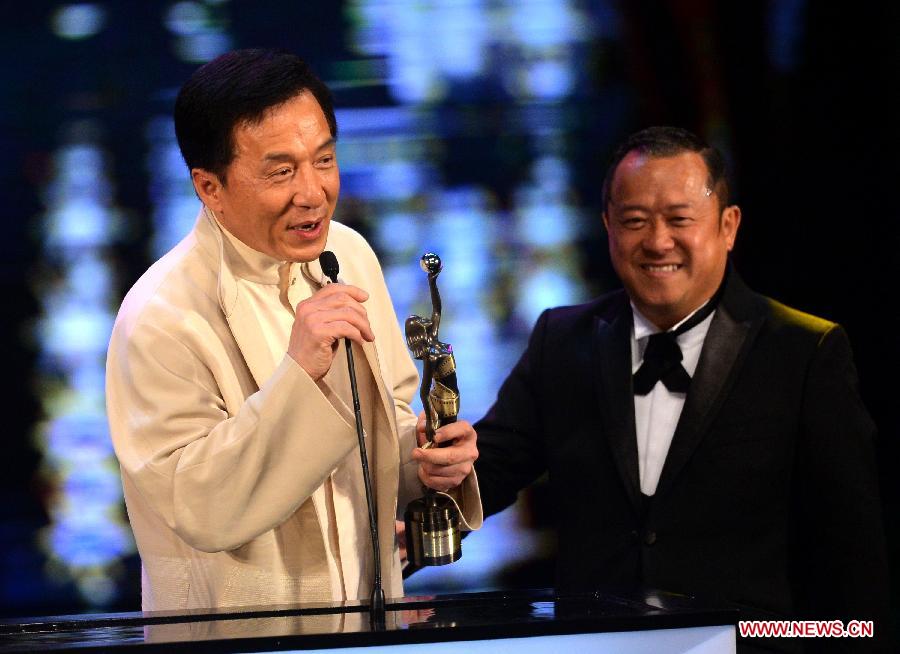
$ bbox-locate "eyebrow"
[317,137,337,152]
[262,138,337,163]
[262,152,294,163]
[617,202,694,212]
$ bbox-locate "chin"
[288,249,323,264]
[288,241,328,263]
[629,286,673,307]
[633,292,681,317]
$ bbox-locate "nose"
[641,220,675,254]
[291,164,326,208]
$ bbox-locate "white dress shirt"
[630,303,715,496]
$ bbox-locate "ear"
[602,210,610,232]
[191,168,226,212]
[721,205,741,251]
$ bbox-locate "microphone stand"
[319,252,385,630]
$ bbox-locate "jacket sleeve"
[473,309,552,518]
[106,313,360,553]
[794,324,891,641]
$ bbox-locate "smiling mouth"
[290,219,322,232]
[642,263,682,272]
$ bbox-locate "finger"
[412,443,478,467]
[307,308,375,342]
[416,412,428,447]
[323,308,375,342]
[416,429,429,448]
[318,320,372,345]
[300,320,367,351]
[315,283,370,303]
[418,467,469,491]
[297,294,371,327]
[432,421,476,445]
[418,461,473,479]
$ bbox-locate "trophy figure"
[404,253,462,567]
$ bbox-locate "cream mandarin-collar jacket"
[106,208,481,611]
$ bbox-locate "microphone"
[317,251,386,628]
[318,250,340,286]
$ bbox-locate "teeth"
[644,264,680,272]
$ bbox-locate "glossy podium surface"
[0,588,738,653]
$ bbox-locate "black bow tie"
[632,297,719,396]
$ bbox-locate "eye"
[316,154,336,168]
[620,217,646,230]
[269,167,293,179]
[669,216,693,226]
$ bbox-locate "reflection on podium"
[0,588,737,653]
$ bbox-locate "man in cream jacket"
[106,49,481,612]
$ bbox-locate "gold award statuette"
[404,253,462,567]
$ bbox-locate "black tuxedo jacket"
[474,269,889,642]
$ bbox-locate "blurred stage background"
[1,0,896,625]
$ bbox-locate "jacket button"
[644,530,657,546]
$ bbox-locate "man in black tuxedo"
[473,127,890,652]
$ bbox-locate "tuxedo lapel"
[654,272,765,496]
[593,300,642,514]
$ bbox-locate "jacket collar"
[194,206,333,388]
[194,207,394,437]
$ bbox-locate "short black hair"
[601,126,730,212]
[174,48,336,182]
